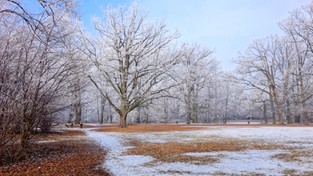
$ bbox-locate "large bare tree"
[88,4,179,127]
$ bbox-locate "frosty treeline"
[235,4,313,125]
[1,0,313,159]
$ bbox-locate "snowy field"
[86,126,313,176]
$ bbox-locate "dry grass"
[126,139,285,164]
[92,123,313,133]
[94,124,206,133]
[31,129,86,142]
[273,149,313,163]
[0,130,110,176]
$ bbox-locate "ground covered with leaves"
[93,123,205,133]
[0,129,110,176]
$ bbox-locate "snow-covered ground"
[86,126,313,176]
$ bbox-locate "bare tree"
[280,3,313,124]
[88,4,180,127]
[235,36,294,124]
[174,44,216,124]
[0,0,79,158]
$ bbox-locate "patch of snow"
[184,152,223,157]
[86,130,123,150]
[86,130,158,176]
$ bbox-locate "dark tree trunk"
[136,107,141,124]
[18,116,32,160]
[186,111,191,124]
[74,102,81,124]
[107,105,113,123]
[263,101,268,124]
[286,99,293,124]
[100,98,105,124]
[119,113,127,128]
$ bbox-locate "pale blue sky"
[78,0,311,70]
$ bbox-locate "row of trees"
[235,3,313,125]
[70,2,313,126]
[81,4,255,127]
[2,0,313,159]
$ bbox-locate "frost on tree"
[88,4,179,127]
[0,0,80,156]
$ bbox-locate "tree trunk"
[136,107,141,124]
[270,94,276,124]
[263,101,268,124]
[20,123,30,149]
[192,111,198,123]
[100,108,104,124]
[109,114,113,123]
[299,77,309,125]
[107,105,113,123]
[74,102,81,124]
[276,103,285,124]
[186,111,191,124]
[191,87,198,123]
[164,105,168,124]
[286,99,293,124]
[73,78,82,124]
[185,103,191,124]
[100,98,105,124]
[186,87,192,124]
[223,92,229,124]
[74,88,82,124]
[119,97,128,127]
[302,103,309,125]
[119,113,127,128]
[18,117,32,160]
[191,100,198,123]
[143,107,149,124]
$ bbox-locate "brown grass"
[31,129,86,142]
[0,130,109,176]
[273,149,313,163]
[126,139,285,164]
[92,123,313,133]
[94,124,206,133]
